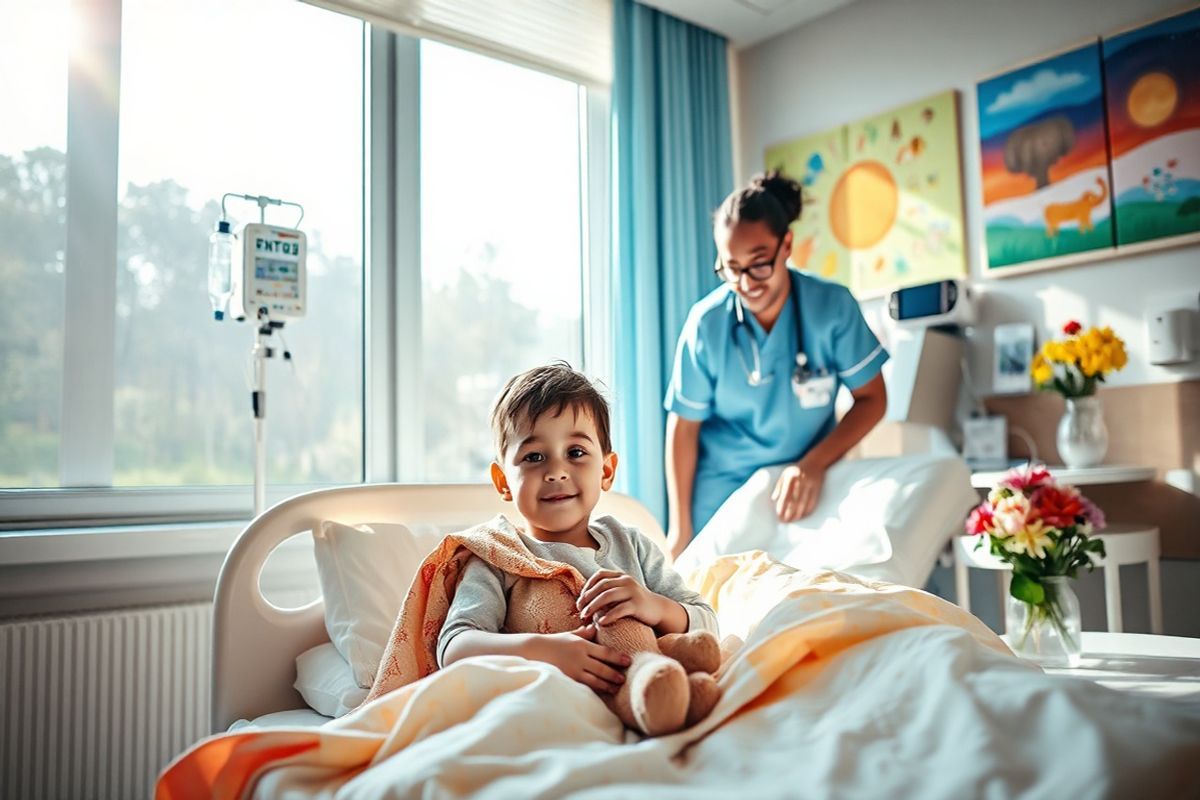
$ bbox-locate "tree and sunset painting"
[1102,6,1200,246]
[977,43,1115,270]
[977,6,1200,273]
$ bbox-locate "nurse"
[664,171,889,559]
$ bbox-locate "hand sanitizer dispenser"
[1147,307,1195,365]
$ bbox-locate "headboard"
[210,483,665,733]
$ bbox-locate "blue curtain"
[611,0,733,525]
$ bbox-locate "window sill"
[0,520,246,566]
[0,520,317,618]
[0,484,346,530]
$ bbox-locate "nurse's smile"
[739,282,767,300]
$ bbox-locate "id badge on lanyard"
[792,362,836,409]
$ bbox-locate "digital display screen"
[898,282,942,319]
[255,258,296,281]
[254,257,299,300]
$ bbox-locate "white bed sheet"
[677,454,976,587]
[228,708,332,732]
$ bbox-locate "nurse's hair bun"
[751,170,802,223]
[714,169,803,237]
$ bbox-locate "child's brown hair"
[490,362,612,459]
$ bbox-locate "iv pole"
[219,193,304,518]
[252,308,272,518]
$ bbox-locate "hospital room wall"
[732,0,1200,394]
[731,0,1200,636]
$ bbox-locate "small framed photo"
[993,323,1035,394]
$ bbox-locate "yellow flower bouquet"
[1030,320,1127,399]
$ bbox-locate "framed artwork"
[847,91,967,297]
[764,90,967,298]
[977,42,1115,272]
[993,322,1035,394]
[1102,6,1200,247]
[765,125,852,288]
[976,6,1200,278]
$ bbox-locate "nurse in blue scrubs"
[664,171,889,559]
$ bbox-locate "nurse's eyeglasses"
[714,237,785,284]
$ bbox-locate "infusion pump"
[230,223,307,320]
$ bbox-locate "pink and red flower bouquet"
[966,465,1107,606]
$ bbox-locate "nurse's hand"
[667,526,692,560]
[771,461,825,522]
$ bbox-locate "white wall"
[734,0,1200,395]
[732,0,1200,636]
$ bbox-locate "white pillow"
[313,520,446,687]
[293,642,368,718]
[676,454,976,587]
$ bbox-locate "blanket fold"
[362,514,584,705]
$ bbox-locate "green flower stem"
[1017,595,1078,654]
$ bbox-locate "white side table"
[969,464,1156,489]
[954,525,1163,634]
[1002,632,1200,699]
[964,464,1162,634]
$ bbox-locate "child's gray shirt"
[436,514,718,666]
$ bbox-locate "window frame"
[59,0,120,488]
[393,37,611,482]
[0,10,612,528]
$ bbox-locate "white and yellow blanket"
[158,552,1200,799]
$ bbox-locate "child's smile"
[491,405,618,547]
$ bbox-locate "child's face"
[490,405,617,539]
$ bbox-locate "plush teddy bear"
[505,577,722,736]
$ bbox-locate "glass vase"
[1056,396,1108,468]
[1005,576,1082,668]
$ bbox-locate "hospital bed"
[211,482,665,733]
[194,477,1200,799]
[211,454,974,732]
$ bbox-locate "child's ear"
[600,451,618,491]
[490,462,513,501]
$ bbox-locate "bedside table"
[1002,632,1200,699]
[962,464,1163,634]
[954,525,1163,634]
[969,464,1156,489]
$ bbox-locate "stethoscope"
[732,270,816,388]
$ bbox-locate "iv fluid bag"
[208,220,234,319]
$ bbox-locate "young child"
[438,363,718,695]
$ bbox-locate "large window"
[0,0,69,487]
[1,0,364,496]
[417,41,586,481]
[113,0,364,486]
[1,6,610,525]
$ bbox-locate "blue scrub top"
[664,269,889,533]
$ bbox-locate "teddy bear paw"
[628,653,689,736]
[657,630,721,675]
[685,671,721,727]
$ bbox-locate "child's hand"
[527,625,631,694]
[576,569,668,628]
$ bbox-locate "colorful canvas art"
[977,43,1115,270]
[764,125,851,288]
[765,90,966,297]
[1102,6,1200,246]
[847,92,966,296]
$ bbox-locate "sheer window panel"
[417,41,584,482]
[114,0,364,487]
[0,0,69,488]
